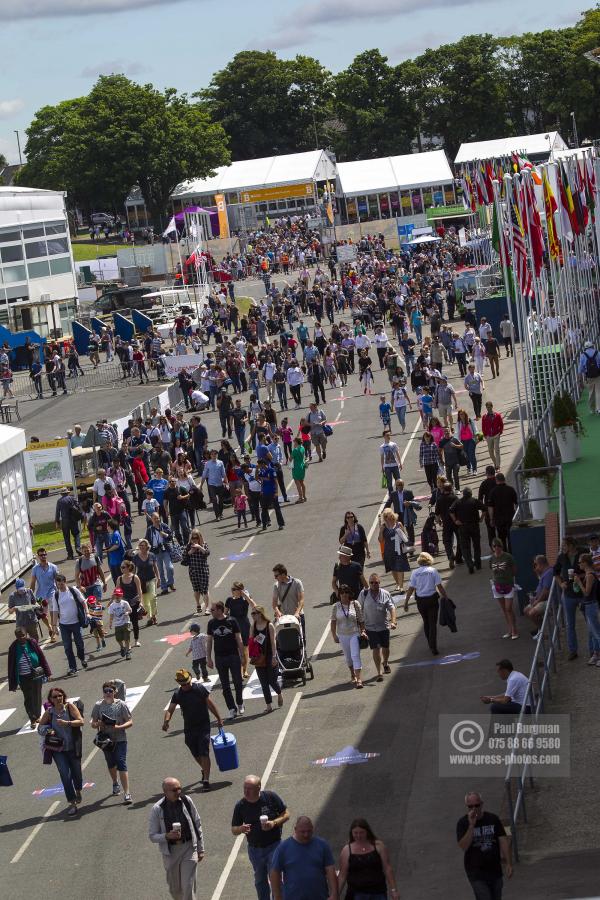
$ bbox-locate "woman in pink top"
[456,408,478,474]
[428,416,445,446]
[278,418,294,463]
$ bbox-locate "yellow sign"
[26,440,68,451]
[214,193,230,239]
[240,183,314,204]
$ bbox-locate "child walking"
[87,595,106,651]
[185,622,209,681]
[378,395,392,429]
[233,488,249,528]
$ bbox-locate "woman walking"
[574,553,600,666]
[225,582,257,678]
[38,686,84,817]
[456,408,478,475]
[181,529,210,615]
[330,586,368,688]
[133,538,160,626]
[116,560,144,648]
[145,512,175,596]
[378,508,410,595]
[403,552,449,655]
[358,349,374,395]
[338,818,399,900]
[8,627,52,728]
[419,431,442,491]
[291,437,307,503]
[249,606,283,712]
[489,538,518,639]
[339,511,370,569]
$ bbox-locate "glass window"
[379,193,390,219]
[45,222,67,235]
[46,237,69,255]
[411,190,423,214]
[3,264,26,284]
[368,195,380,219]
[296,199,305,208]
[445,184,456,204]
[401,191,413,215]
[22,226,44,238]
[268,202,277,211]
[423,188,433,208]
[5,284,28,301]
[259,203,268,212]
[357,196,368,221]
[432,186,444,205]
[25,240,47,259]
[50,257,72,275]
[277,200,287,210]
[28,260,51,279]
[346,199,358,224]
[389,192,400,217]
[287,199,297,209]
[0,230,21,244]
[1,245,23,263]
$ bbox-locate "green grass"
[236,296,255,317]
[71,243,121,262]
[32,521,64,553]
[561,397,600,522]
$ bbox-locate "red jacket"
[132,456,149,485]
[482,411,504,437]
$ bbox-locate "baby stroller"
[421,513,439,557]
[275,615,314,685]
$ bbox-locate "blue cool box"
[211,729,239,772]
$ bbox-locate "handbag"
[248,635,267,667]
[380,472,387,489]
[32,666,45,681]
[323,423,333,437]
[168,540,183,564]
[0,755,13,787]
[93,732,115,752]
[44,731,64,753]
[358,634,369,650]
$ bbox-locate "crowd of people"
[6,222,600,900]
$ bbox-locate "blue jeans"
[247,842,279,900]
[562,593,580,653]
[156,548,174,591]
[413,323,422,342]
[53,750,82,803]
[395,406,407,429]
[583,601,600,654]
[468,876,503,900]
[463,438,477,472]
[59,622,86,671]
[384,465,400,492]
[94,532,111,561]
[87,583,102,602]
[170,510,190,545]
[234,424,246,452]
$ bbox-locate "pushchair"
[420,513,439,556]
[275,615,314,685]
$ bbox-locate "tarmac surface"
[0,309,597,899]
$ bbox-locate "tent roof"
[173,150,333,199]
[336,150,453,196]
[455,131,568,164]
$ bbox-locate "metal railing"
[8,358,167,402]
[504,464,566,860]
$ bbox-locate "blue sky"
[0,0,582,164]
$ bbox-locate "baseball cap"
[189,623,200,633]
[175,668,192,684]
[15,578,25,589]
[113,587,124,597]
[584,341,593,349]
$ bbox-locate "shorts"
[115,624,131,643]
[366,629,390,650]
[184,728,211,758]
[437,403,451,419]
[103,741,128,771]
[311,432,327,450]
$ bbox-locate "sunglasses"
[103,688,115,694]
[467,803,481,809]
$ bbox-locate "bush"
[552,391,585,436]
[522,437,552,489]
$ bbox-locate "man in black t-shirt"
[206,601,245,720]
[478,466,498,548]
[231,774,289,900]
[488,473,518,552]
[456,791,512,898]
[162,669,223,792]
[450,487,485,574]
[331,546,368,601]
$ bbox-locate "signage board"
[23,440,75,491]
[240,183,314,204]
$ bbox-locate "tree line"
[15,7,600,224]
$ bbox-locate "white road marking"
[241,670,262,701]
[16,697,80,736]
[209,691,303,900]
[0,708,17,727]
[11,801,61,864]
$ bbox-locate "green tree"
[0,152,7,168]
[17,75,229,225]
[202,50,334,159]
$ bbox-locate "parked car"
[94,286,155,314]
[91,212,115,227]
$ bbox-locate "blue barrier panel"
[474,294,521,343]
[131,309,153,335]
[113,313,134,342]
[90,317,106,336]
[72,320,93,356]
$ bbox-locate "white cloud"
[0,98,24,118]
[0,0,189,21]
[80,59,148,78]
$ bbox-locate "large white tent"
[336,150,454,197]
[172,150,336,200]
[455,131,568,164]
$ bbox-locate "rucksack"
[585,349,600,380]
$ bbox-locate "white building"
[455,131,568,164]
[0,424,33,592]
[0,187,78,338]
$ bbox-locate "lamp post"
[14,130,22,165]
[570,111,579,149]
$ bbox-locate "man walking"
[578,340,600,413]
[163,669,223,792]
[55,486,82,560]
[435,482,463,569]
[434,375,457,427]
[464,364,485,419]
[149,777,204,900]
[358,575,397,680]
[30,547,59,641]
[8,578,41,639]
[270,816,338,900]
[200,449,228,521]
[380,430,403,493]
[450,487,485,574]
[499,315,514,357]
[487,473,518,551]
[478,466,498,548]
[481,402,504,471]
[257,458,285,531]
[48,572,89,676]
[206,601,245,720]
[307,402,328,462]
[231,774,290,900]
[457,791,512,899]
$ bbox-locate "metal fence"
[8,358,167,402]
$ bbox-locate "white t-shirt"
[393,388,408,409]
[408,565,442,596]
[109,599,132,627]
[264,362,276,381]
[380,441,400,468]
[506,670,528,705]
[374,332,389,349]
[93,476,116,498]
[50,586,83,626]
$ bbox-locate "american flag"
[510,200,534,299]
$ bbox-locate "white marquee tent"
[336,150,454,197]
[455,131,568,164]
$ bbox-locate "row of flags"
[488,152,597,301]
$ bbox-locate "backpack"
[55,586,89,628]
[585,349,600,380]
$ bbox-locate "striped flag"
[510,200,534,299]
[542,170,560,260]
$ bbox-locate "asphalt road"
[0,320,592,899]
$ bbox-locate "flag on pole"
[542,170,560,260]
[162,217,177,238]
[510,200,534,299]
[557,165,574,242]
[520,178,544,277]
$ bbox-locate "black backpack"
[585,349,600,380]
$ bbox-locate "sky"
[0,0,583,165]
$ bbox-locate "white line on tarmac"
[11,801,61,864]
[209,691,303,900]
